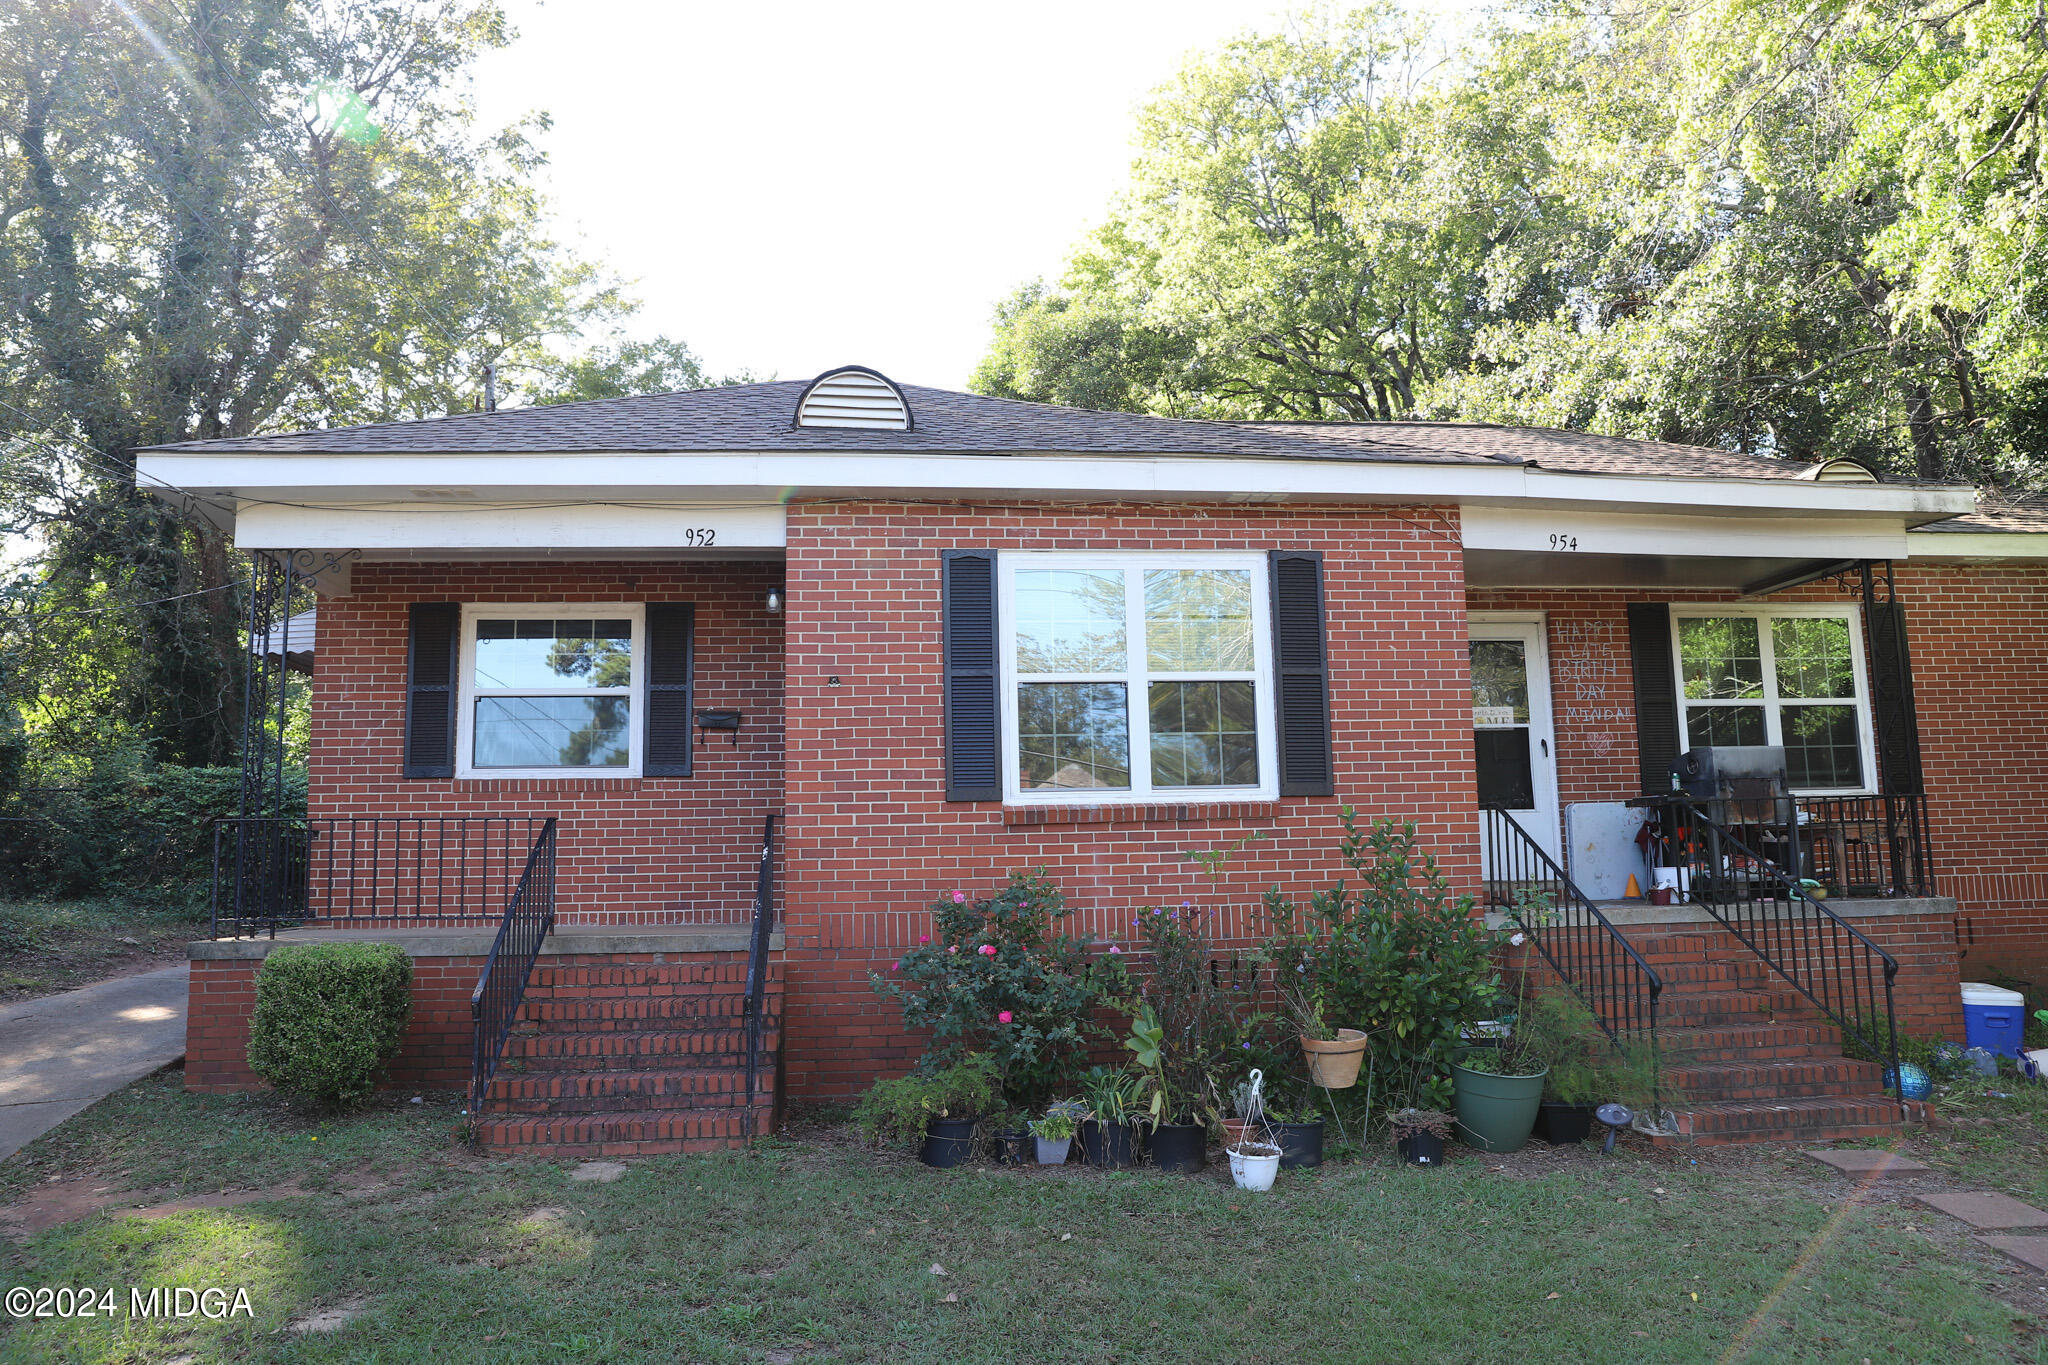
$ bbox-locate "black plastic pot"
[1148,1122,1206,1173]
[990,1130,1032,1166]
[920,1117,978,1169]
[1397,1131,1446,1167]
[1080,1118,1144,1170]
[1273,1120,1325,1170]
[1535,1102,1597,1145]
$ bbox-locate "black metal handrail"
[1482,807,1664,1056]
[211,815,551,938]
[468,818,558,1131]
[742,812,779,1138]
[1646,797,1904,1114]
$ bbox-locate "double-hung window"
[457,605,644,777]
[999,553,1276,802]
[1672,607,1875,792]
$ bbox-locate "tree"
[522,336,755,407]
[0,1,673,768]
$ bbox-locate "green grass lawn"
[3,1076,2045,1363]
[0,895,204,1004]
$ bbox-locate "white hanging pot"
[1227,1142,1281,1192]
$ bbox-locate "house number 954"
[1548,533,1579,551]
[681,527,717,547]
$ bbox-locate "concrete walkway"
[0,965,189,1162]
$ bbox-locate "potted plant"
[851,1054,1001,1168]
[1222,1070,1267,1150]
[1520,991,1606,1144]
[1029,1105,1078,1165]
[1077,1066,1145,1170]
[1388,1107,1453,1166]
[1227,1139,1282,1191]
[1283,981,1369,1089]
[1126,1005,1207,1172]
[990,1112,1033,1166]
[1265,1091,1325,1170]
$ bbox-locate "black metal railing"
[1482,807,1664,1055]
[1793,794,1934,899]
[469,818,559,1128]
[1645,797,1904,1113]
[211,815,552,938]
[742,812,779,1138]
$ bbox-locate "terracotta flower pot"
[1299,1028,1369,1088]
[1221,1118,1256,1149]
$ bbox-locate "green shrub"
[1261,810,1503,1109]
[852,1055,1001,1147]
[246,942,412,1109]
[870,871,1122,1109]
[0,749,304,902]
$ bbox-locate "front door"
[1470,615,1561,871]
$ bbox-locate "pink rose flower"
[891,960,901,971]
[978,944,997,956]
[919,934,930,944]
[998,1010,1013,1024]
[948,945,957,954]
[1108,945,1121,954]
[952,891,967,904]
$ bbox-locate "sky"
[468,0,1483,392]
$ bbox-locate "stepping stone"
[1977,1236,2048,1274]
[1800,1149,1930,1177]
[1916,1192,2048,1230]
[568,1161,628,1184]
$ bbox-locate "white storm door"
[1470,616,1561,870]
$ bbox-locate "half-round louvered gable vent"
[1802,456,1881,484]
[793,366,913,430]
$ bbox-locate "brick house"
[139,367,2048,1152]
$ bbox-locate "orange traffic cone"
[1624,873,1643,899]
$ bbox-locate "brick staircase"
[471,953,782,1156]
[1626,924,1928,1145]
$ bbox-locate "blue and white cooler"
[1960,982,2028,1060]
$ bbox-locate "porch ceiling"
[1463,548,1853,591]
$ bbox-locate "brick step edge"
[1652,1096,1928,1144]
[474,1110,769,1153]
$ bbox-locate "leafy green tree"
[0,1,712,770]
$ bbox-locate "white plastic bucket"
[1228,1144,1281,1192]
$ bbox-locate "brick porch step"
[1657,1023,1844,1060]
[527,961,763,990]
[523,994,759,1027]
[1648,1096,1927,1146]
[501,1025,778,1069]
[487,1067,773,1114]
[1664,1057,1885,1102]
[473,1105,772,1156]
[1650,989,1784,1025]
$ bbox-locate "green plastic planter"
[1449,1060,1548,1153]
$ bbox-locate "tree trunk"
[1908,385,1942,479]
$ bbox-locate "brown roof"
[1916,495,2048,534]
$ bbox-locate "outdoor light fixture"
[764,589,783,615]
[1595,1102,1634,1154]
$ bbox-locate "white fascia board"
[233,500,786,551]
[1463,507,1911,560]
[137,449,1979,521]
[1904,530,2048,561]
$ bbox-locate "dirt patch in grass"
[0,895,203,1003]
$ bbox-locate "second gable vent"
[794,366,912,430]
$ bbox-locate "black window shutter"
[1269,550,1334,797]
[644,603,695,778]
[1626,603,1681,794]
[1866,601,1925,795]
[402,603,459,779]
[942,550,1001,801]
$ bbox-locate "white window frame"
[1667,603,1878,796]
[998,551,1278,805]
[456,603,645,780]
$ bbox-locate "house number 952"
[681,527,717,547]
[1548,533,1579,551]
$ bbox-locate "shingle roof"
[140,376,1938,488]
[141,381,1504,463]
[1246,421,1828,481]
[1915,495,2048,534]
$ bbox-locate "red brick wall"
[186,954,482,1091]
[1471,563,2048,987]
[310,561,784,925]
[778,501,1480,1099]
